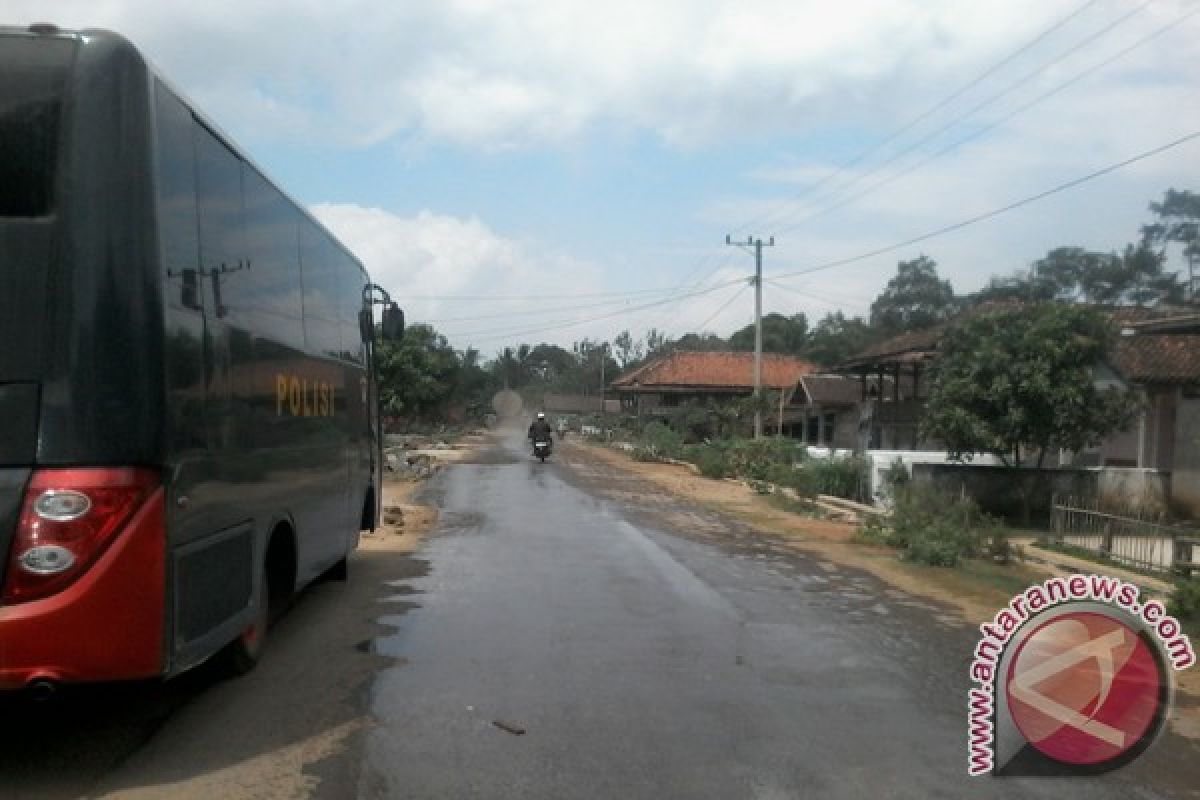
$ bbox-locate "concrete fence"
[910,464,1170,526]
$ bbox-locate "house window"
[660,394,681,408]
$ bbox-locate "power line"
[548,2,1118,335]
[763,279,870,308]
[727,0,1114,237]
[654,251,741,336]
[769,129,1200,283]
[691,281,752,333]
[774,2,1200,237]
[424,291,683,324]
[774,0,1154,233]
[404,285,684,301]
[445,277,747,343]
[640,0,1119,323]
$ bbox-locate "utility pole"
[726,234,774,439]
[599,343,607,416]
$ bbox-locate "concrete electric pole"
[725,234,774,439]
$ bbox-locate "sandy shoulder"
[90,444,464,800]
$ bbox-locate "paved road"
[356,429,1200,799]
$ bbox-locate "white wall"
[803,447,1004,507]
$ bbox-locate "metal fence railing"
[1049,494,1200,574]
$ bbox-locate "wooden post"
[778,390,785,437]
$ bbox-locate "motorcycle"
[532,439,552,462]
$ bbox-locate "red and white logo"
[1005,611,1164,767]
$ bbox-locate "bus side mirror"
[359,308,375,343]
[382,303,405,340]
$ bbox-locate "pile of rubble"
[382,433,459,479]
[385,450,435,479]
[382,504,405,527]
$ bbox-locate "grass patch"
[1169,578,1200,623]
[954,558,1047,599]
[1029,540,1176,585]
[767,492,819,517]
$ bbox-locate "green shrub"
[631,446,658,462]
[1169,579,1200,621]
[673,408,720,443]
[691,445,731,479]
[805,456,869,502]
[638,421,684,460]
[876,457,910,505]
[765,463,817,498]
[725,438,797,481]
[856,515,889,544]
[748,479,773,495]
[884,483,998,567]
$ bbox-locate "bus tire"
[217,562,271,676]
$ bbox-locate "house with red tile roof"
[1085,316,1200,514]
[780,373,879,447]
[610,351,816,416]
[834,307,1200,517]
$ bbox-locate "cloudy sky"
[7,0,1199,352]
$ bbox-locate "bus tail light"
[3,468,160,604]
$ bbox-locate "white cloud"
[7,0,1197,349]
[9,0,1169,150]
[309,204,622,350]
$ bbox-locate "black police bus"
[0,25,398,691]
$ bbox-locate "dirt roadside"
[563,437,1200,739]
[0,434,495,800]
[82,474,443,800]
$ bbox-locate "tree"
[526,343,577,384]
[807,311,872,367]
[644,327,672,360]
[671,332,728,352]
[1113,242,1186,306]
[1142,188,1200,298]
[971,248,1102,306]
[376,324,463,420]
[921,305,1138,467]
[728,312,808,354]
[612,330,643,369]
[971,190,1197,309]
[573,339,618,394]
[869,255,956,336]
[454,347,499,418]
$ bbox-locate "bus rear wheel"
[217,564,271,676]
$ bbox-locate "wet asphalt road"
[357,429,1197,800]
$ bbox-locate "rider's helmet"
[537,412,546,419]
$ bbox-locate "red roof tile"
[1111,334,1200,383]
[612,351,816,390]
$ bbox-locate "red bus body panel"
[0,490,165,689]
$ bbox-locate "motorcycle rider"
[528,412,554,452]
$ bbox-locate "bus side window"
[298,222,342,360]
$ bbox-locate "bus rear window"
[0,35,75,217]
